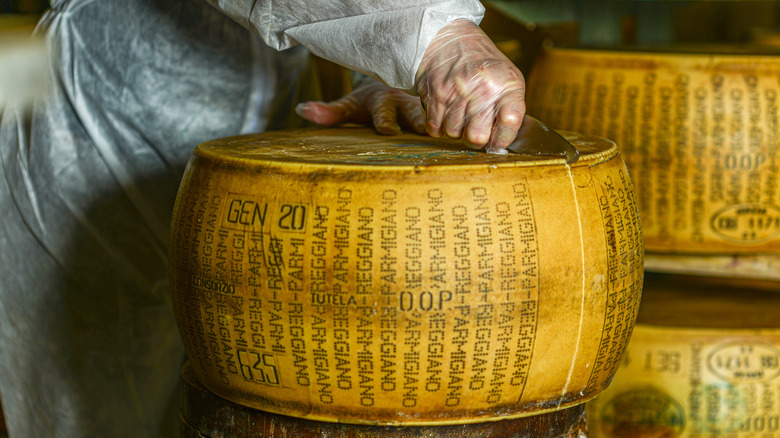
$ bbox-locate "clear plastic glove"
[415,19,526,153]
[295,77,427,136]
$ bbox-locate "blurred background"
[0,0,46,14]
[4,0,780,109]
[483,1,780,75]
[0,0,47,115]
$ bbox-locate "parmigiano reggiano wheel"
[587,273,780,437]
[168,126,644,425]
[527,47,780,254]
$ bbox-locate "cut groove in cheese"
[527,47,780,254]
[168,126,644,425]
[587,273,780,437]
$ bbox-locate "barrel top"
[195,126,616,169]
[638,274,780,329]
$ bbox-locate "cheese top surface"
[195,126,616,169]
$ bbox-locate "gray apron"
[0,0,313,435]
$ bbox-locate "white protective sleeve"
[203,0,486,91]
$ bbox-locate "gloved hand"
[415,19,526,153]
[295,76,427,136]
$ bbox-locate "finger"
[461,88,502,148]
[424,95,449,138]
[398,98,427,135]
[485,97,525,152]
[368,95,402,136]
[462,109,494,149]
[418,78,448,138]
[485,123,520,154]
[442,96,468,139]
[295,96,362,126]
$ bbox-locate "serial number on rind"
[528,60,780,250]
[169,163,642,416]
[589,329,780,438]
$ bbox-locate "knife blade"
[506,115,579,164]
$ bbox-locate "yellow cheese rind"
[168,127,644,425]
[587,274,780,437]
[527,48,780,254]
[588,325,780,438]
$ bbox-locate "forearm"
[201,0,485,90]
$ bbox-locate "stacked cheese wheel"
[587,274,780,438]
[526,46,780,436]
[168,126,643,425]
[527,47,780,256]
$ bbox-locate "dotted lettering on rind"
[171,168,611,416]
[528,57,780,250]
[508,181,540,396]
[587,169,643,394]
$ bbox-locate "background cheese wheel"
[168,126,644,425]
[526,47,780,254]
[587,273,780,437]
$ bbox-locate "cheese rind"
[587,274,780,437]
[168,127,644,425]
[527,48,780,253]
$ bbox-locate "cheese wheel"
[526,47,780,254]
[179,361,589,437]
[587,273,780,437]
[168,126,644,425]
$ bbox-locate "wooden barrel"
[526,47,780,254]
[586,273,780,437]
[168,126,643,425]
[180,361,589,437]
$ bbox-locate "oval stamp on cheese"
[600,387,686,438]
[707,341,780,383]
[710,203,780,244]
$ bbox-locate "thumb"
[295,98,361,126]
